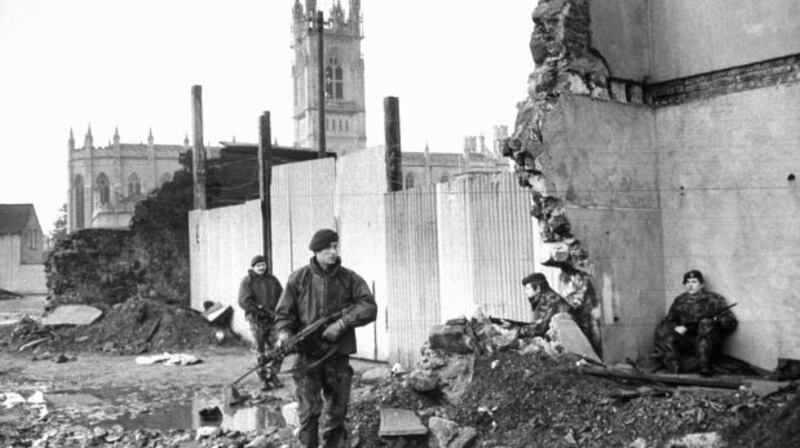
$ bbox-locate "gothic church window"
[405,172,416,189]
[74,175,85,229]
[96,173,110,205]
[128,173,142,197]
[325,56,343,100]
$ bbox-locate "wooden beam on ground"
[581,366,746,389]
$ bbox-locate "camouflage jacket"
[275,257,377,357]
[528,289,568,336]
[663,290,737,334]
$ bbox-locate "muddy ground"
[0,347,389,447]
[2,297,799,448]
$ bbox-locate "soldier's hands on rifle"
[322,319,346,342]
[277,332,294,351]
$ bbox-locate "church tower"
[291,0,366,154]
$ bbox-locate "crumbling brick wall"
[503,0,634,355]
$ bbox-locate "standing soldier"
[238,255,284,390]
[275,229,377,448]
[522,272,568,337]
[653,270,738,375]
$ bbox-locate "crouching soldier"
[238,255,284,390]
[275,229,377,448]
[522,273,569,337]
[653,270,737,375]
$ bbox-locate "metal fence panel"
[385,185,440,367]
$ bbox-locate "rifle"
[707,302,737,321]
[225,310,344,404]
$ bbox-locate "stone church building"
[68,0,506,231]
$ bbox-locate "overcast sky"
[0,0,535,232]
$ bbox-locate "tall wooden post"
[191,85,207,210]
[384,96,402,192]
[258,111,273,274]
[316,11,326,158]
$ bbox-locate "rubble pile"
[344,315,799,448]
[2,298,243,356]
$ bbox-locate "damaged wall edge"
[503,0,800,367]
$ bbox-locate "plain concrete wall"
[649,0,800,81]
[335,146,389,361]
[656,83,800,369]
[590,0,650,81]
[0,235,46,295]
[189,200,263,342]
[568,206,664,362]
[541,95,664,363]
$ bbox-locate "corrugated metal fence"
[385,185,441,367]
[385,172,540,366]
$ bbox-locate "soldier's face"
[524,283,540,298]
[684,278,703,294]
[315,242,340,268]
[253,262,267,275]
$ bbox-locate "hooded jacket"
[275,257,377,356]
[237,269,283,320]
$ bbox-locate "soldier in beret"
[653,270,737,375]
[275,229,377,448]
[237,255,284,390]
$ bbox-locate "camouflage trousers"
[292,353,352,448]
[248,319,282,386]
[653,318,723,373]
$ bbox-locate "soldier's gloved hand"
[276,332,294,351]
[674,325,687,335]
[322,319,346,342]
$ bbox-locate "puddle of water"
[93,396,288,432]
[29,386,290,432]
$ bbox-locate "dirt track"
[0,347,386,447]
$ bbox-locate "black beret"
[251,255,266,267]
[683,270,704,284]
[309,229,339,252]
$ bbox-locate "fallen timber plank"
[581,366,745,389]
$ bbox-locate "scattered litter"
[26,391,45,405]
[665,431,723,448]
[195,426,221,439]
[134,352,201,366]
[2,392,26,408]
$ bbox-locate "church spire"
[68,128,75,151]
[113,126,120,145]
[83,124,93,149]
[147,127,154,145]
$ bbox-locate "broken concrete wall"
[539,95,663,363]
[656,83,800,369]
[649,0,800,81]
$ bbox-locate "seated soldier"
[653,270,737,375]
[522,273,569,337]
